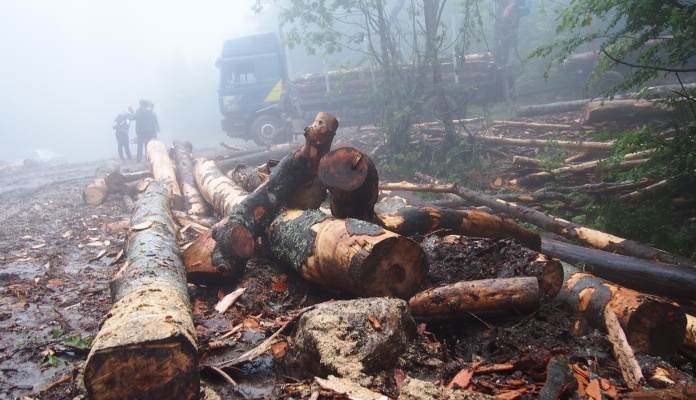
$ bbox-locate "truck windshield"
[226,61,257,85]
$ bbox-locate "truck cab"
[216,33,289,145]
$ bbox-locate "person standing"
[113,106,134,160]
[129,99,160,162]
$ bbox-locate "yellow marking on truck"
[264,79,283,102]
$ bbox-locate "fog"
[0,0,264,163]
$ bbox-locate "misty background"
[0,0,267,163]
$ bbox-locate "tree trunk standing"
[267,209,429,299]
[84,181,199,400]
[146,140,184,211]
[170,141,208,216]
[318,147,379,221]
[82,160,126,205]
[212,112,338,276]
[409,277,541,319]
[374,205,542,251]
[558,263,686,357]
[194,158,248,218]
[541,237,696,302]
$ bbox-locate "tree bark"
[194,158,248,218]
[228,162,270,193]
[82,160,126,205]
[516,99,590,118]
[84,181,199,400]
[318,147,379,221]
[374,205,541,251]
[267,209,429,299]
[541,237,696,301]
[170,141,208,216]
[557,263,686,356]
[408,277,540,319]
[146,139,184,211]
[82,179,109,205]
[584,99,678,124]
[604,307,645,390]
[684,314,696,351]
[217,143,299,173]
[211,112,337,274]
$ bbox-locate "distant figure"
[113,106,134,160]
[496,0,531,65]
[128,99,160,162]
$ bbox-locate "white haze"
[0,0,263,162]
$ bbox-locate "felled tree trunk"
[267,209,429,299]
[541,237,696,302]
[374,205,541,251]
[217,143,298,173]
[82,160,126,205]
[228,162,271,193]
[409,277,540,319]
[170,141,208,216]
[212,112,338,273]
[558,263,686,356]
[514,157,649,187]
[84,181,199,400]
[585,99,677,123]
[146,140,184,211]
[491,120,573,131]
[516,99,590,118]
[470,135,613,151]
[193,158,247,218]
[318,147,379,221]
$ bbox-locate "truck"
[216,32,513,146]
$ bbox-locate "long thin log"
[541,237,696,301]
[146,139,184,211]
[385,179,695,268]
[557,263,686,356]
[217,143,298,173]
[170,141,208,216]
[318,147,379,221]
[516,99,591,118]
[267,209,428,299]
[604,307,645,390]
[514,158,650,187]
[468,135,614,151]
[84,181,199,400]
[212,112,338,276]
[491,120,573,131]
[374,205,541,251]
[408,277,540,319]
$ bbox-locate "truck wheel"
[251,115,282,146]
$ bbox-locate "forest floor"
[0,108,694,400]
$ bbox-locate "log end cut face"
[318,147,373,192]
[354,236,429,299]
[624,299,687,357]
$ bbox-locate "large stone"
[284,297,415,381]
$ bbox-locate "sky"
[0,0,264,162]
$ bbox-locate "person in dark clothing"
[129,99,160,162]
[496,0,531,65]
[113,106,134,160]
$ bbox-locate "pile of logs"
[81,107,696,398]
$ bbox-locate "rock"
[284,297,415,382]
[398,377,494,400]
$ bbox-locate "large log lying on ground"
[318,146,379,221]
[267,209,429,299]
[82,160,126,205]
[541,237,696,302]
[584,99,680,124]
[194,158,248,218]
[374,204,542,251]
[84,181,199,400]
[557,263,686,356]
[409,277,540,319]
[146,139,184,211]
[170,140,208,216]
[212,112,338,276]
[392,178,695,268]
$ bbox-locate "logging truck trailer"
[216,32,512,146]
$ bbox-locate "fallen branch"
[604,307,645,390]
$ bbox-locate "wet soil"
[0,120,695,400]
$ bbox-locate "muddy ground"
[1,117,695,400]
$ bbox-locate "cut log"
[170,141,208,216]
[516,99,591,118]
[408,277,540,319]
[193,158,247,218]
[82,161,126,205]
[604,307,645,390]
[146,139,184,211]
[584,99,679,124]
[212,112,338,273]
[84,181,199,400]
[557,263,686,356]
[122,194,135,214]
[384,179,695,268]
[374,205,542,251]
[228,162,270,193]
[318,147,379,221]
[616,179,669,203]
[491,120,573,131]
[469,135,613,151]
[267,208,428,299]
[513,157,650,187]
[541,237,696,302]
[122,178,153,199]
